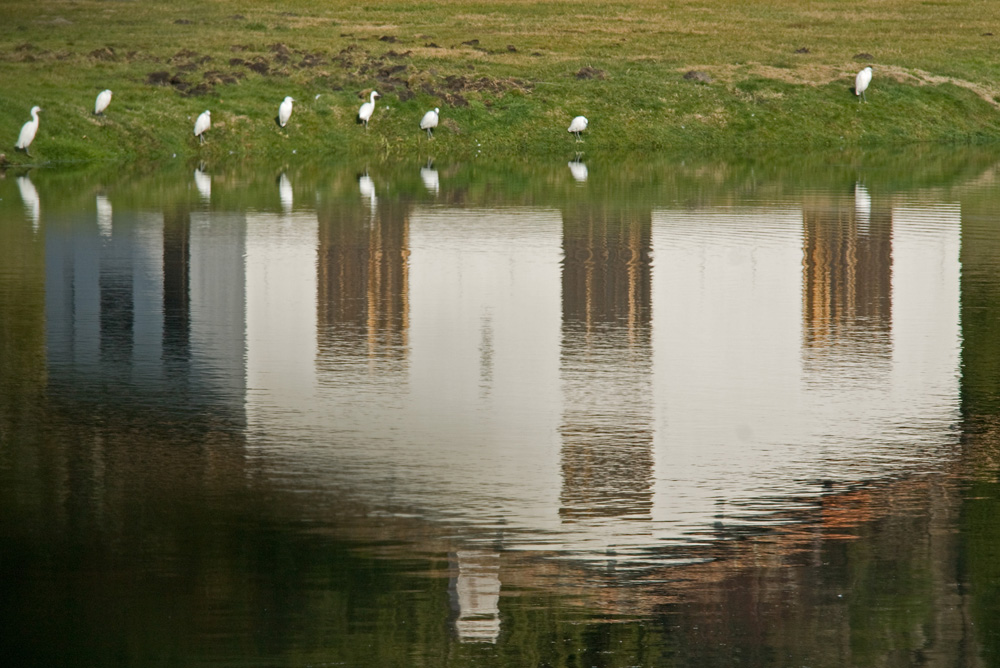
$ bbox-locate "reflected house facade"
[559,203,654,522]
[801,186,893,365]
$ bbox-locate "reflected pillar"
[559,204,654,521]
[801,188,892,365]
[162,207,191,376]
[316,196,410,369]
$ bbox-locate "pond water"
[3,146,1000,666]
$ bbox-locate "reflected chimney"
[449,550,501,643]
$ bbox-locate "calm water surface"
[3,147,1000,666]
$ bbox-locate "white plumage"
[94,89,112,115]
[194,110,211,143]
[278,96,294,128]
[855,66,872,102]
[358,91,379,129]
[16,106,41,156]
[420,107,439,138]
[568,115,588,141]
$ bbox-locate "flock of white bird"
[12,67,874,158]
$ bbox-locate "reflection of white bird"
[359,173,375,200]
[855,66,872,102]
[359,172,377,220]
[420,163,440,194]
[358,91,379,129]
[278,96,294,128]
[194,110,211,143]
[194,166,211,201]
[96,194,113,237]
[855,182,871,235]
[420,107,439,138]
[16,106,42,157]
[568,159,588,183]
[568,115,588,142]
[279,173,293,212]
[95,89,113,115]
[16,175,40,231]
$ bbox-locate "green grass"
[1,0,999,166]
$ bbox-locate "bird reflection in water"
[420,158,440,195]
[359,171,377,222]
[194,164,211,202]
[855,182,871,236]
[568,155,588,183]
[278,172,293,213]
[16,175,40,232]
[96,194,112,238]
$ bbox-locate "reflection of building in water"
[559,204,654,521]
[449,551,501,643]
[316,194,409,369]
[801,190,892,364]
[44,205,247,427]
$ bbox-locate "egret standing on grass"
[278,96,294,128]
[15,106,41,157]
[94,89,112,115]
[358,91,379,130]
[420,107,439,138]
[855,66,872,103]
[194,110,211,144]
[568,115,588,142]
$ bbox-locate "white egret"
[94,89,112,115]
[420,107,439,138]
[15,106,41,157]
[357,91,379,129]
[568,115,588,142]
[194,110,211,144]
[278,96,294,128]
[855,66,872,103]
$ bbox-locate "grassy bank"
[1,0,999,165]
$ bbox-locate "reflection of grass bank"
[1,0,999,165]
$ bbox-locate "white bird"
[358,91,379,129]
[420,107,439,138]
[194,110,211,144]
[94,89,112,115]
[16,106,41,157]
[855,66,872,103]
[568,115,588,142]
[278,96,294,128]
